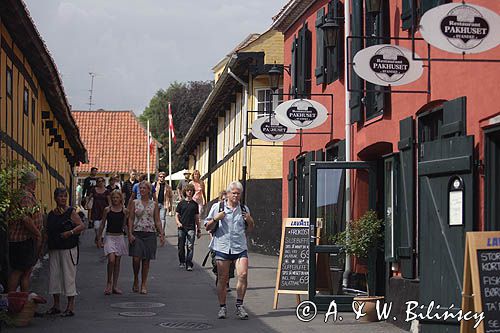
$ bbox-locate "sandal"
[140,288,148,295]
[45,307,61,315]
[61,310,75,317]
[104,288,112,295]
[132,285,139,293]
[112,288,123,295]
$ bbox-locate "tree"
[139,81,213,172]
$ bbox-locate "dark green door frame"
[485,126,500,231]
[308,161,375,311]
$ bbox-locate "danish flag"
[168,103,176,144]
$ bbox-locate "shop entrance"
[485,126,500,231]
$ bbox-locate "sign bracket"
[346,35,431,95]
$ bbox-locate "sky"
[23,0,286,114]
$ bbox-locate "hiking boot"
[217,306,227,319]
[235,305,248,320]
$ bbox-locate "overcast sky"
[23,0,285,114]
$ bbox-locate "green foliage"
[139,81,213,172]
[330,210,384,259]
[0,160,41,231]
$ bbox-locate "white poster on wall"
[274,99,328,130]
[420,3,500,54]
[353,44,424,86]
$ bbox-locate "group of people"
[7,167,255,320]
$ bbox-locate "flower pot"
[353,296,385,322]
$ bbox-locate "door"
[418,97,474,333]
[485,127,500,231]
[309,161,375,311]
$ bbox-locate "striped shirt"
[8,190,43,242]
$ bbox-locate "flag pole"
[147,119,151,182]
[168,102,172,188]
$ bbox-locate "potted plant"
[330,210,384,321]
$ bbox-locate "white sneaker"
[217,306,227,319]
[235,305,248,320]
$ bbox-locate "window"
[256,88,283,117]
[23,88,29,116]
[401,0,451,31]
[418,107,443,144]
[6,67,13,98]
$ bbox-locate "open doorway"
[485,126,500,231]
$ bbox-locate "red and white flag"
[149,131,155,155]
[168,103,176,144]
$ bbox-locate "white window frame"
[255,88,283,117]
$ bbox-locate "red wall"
[281,0,500,228]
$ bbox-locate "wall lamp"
[268,63,291,91]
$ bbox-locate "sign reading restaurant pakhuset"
[420,3,500,54]
[353,44,424,86]
[274,99,328,130]
[251,115,296,143]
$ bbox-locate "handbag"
[59,208,80,253]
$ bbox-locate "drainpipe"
[227,68,249,204]
[343,0,352,288]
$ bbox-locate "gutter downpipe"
[343,0,352,287]
[227,67,249,204]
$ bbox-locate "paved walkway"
[8,216,408,332]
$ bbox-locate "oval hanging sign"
[251,115,296,142]
[274,99,328,130]
[420,3,500,54]
[353,44,424,86]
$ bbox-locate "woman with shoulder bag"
[44,187,85,317]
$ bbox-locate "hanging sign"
[353,44,424,86]
[274,99,328,130]
[420,3,500,54]
[251,115,296,142]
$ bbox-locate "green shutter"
[441,96,466,138]
[420,0,449,16]
[315,149,324,161]
[401,0,413,30]
[303,151,315,218]
[291,36,298,97]
[397,116,415,279]
[327,0,344,84]
[315,8,325,85]
[288,159,296,217]
[350,0,363,123]
[303,24,312,97]
[297,27,304,96]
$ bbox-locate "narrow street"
[9,216,408,333]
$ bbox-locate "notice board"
[461,231,500,333]
[273,218,310,309]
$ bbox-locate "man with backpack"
[204,181,254,320]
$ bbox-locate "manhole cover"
[159,322,213,330]
[119,311,157,317]
[111,302,165,309]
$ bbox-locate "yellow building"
[177,29,284,254]
[0,0,87,208]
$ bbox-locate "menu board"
[273,218,310,309]
[278,222,310,291]
[461,232,500,333]
[477,249,500,333]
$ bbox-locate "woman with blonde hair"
[98,190,128,295]
[189,170,206,216]
[128,181,165,294]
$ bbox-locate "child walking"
[98,190,128,295]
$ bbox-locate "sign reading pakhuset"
[251,115,296,142]
[353,44,424,86]
[420,3,500,54]
[274,99,328,130]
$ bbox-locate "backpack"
[211,201,247,234]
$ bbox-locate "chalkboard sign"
[477,249,500,333]
[461,232,500,333]
[273,218,310,309]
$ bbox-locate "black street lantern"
[268,64,282,91]
[321,17,340,48]
[365,0,382,14]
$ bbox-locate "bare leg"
[105,253,116,293]
[216,260,231,305]
[20,268,33,292]
[66,296,75,312]
[140,259,150,293]
[112,256,122,293]
[235,257,249,301]
[132,256,140,292]
[7,270,23,292]
[52,294,61,310]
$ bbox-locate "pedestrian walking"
[175,183,201,271]
[204,181,255,320]
[97,190,128,295]
[176,170,191,200]
[86,177,110,245]
[153,171,173,231]
[7,171,43,293]
[127,181,165,294]
[190,170,206,216]
[81,166,98,207]
[106,176,120,192]
[45,187,85,317]
[122,169,138,207]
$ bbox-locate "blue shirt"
[132,182,155,200]
[204,201,249,254]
